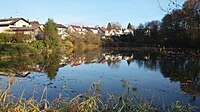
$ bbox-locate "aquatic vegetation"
[0,77,199,112]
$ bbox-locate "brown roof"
[10,26,41,31]
[0,17,30,26]
[30,21,40,27]
[57,24,67,28]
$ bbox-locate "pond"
[0,48,200,107]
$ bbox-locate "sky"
[0,0,185,27]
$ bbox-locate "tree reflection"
[104,49,200,98]
[1,48,200,97]
[43,50,61,80]
[159,56,200,96]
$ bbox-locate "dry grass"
[0,77,199,112]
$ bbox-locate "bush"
[13,32,32,43]
[31,40,45,49]
[67,32,100,48]
[84,32,100,45]
[0,33,12,43]
[65,40,74,48]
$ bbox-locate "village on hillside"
[0,17,135,41]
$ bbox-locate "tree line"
[104,0,199,49]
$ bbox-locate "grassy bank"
[0,77,199,112]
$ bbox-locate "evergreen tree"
[107,23,112,31]
[127,23,133,30]
[138,23,144,29]
[43,18,61,49]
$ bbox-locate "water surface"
[0,49,200,106]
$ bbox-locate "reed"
[0,77,199,112]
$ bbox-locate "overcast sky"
[0,0,185,27]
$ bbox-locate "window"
[23,25,26,27]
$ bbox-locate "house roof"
[71,25,81,29]
[99,27,107,32]
[83,27,96,32]
[30,21,40,27]
[0,18,30,26]
[57,24,67,28]
[10,26,41,31]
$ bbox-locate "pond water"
[0,48,200,106]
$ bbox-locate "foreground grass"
[0,77,199,112]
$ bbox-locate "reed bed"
[0,76,199,112]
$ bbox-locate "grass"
[0,76,199,112]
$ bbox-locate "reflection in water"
[160,56,200,97]
[43,51,61,80]
[0,48,200,105]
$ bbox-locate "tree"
[127,23,133,30]
[138,23,144,29]
[160,0,199,48]
[43,18,61,49]
[111,22,122,29]
[107,23,112,31]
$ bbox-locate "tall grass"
[0,76,199,112]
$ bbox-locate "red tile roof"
[71,25,81,29]
[99,27,107,32]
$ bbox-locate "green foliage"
[31,40,45,49]
[44,51,61,80]
[66,32,100,48]
[13,32,32,43]
[0,33,12,44]
[43,18,61,49]
[160,0,199,48]
[0,32,33,43]
[171,101,198,112]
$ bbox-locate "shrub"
[12,32,30,43]
[31,40,45,49]
[0,33,12,43]
[65,40,74,48]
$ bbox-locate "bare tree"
[157,0,183,13]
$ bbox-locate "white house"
[57,24,68,40]
[84,27,99,34]
[67,25,83,34]
[105,29,123,37]
[124,29,134,36]
[0,18,31,33]
[0,17,42,40]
